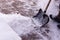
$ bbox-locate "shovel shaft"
[44,0,51,13]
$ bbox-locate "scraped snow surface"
[0,0,60,40]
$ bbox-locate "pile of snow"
[0,13,42,35]
[0,12,49,40]
[0,13,22,40]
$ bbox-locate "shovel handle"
[44,0,51,13]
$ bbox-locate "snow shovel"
[33,0,51,27]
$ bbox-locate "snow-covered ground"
[0,0,60,40]
[0,13,22,40]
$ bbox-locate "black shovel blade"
[33,9,44,19]
[33,9,49,26]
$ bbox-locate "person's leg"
[57,24,60,29]
[59,4,60,9]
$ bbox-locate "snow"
[0,13,42,35]
[0,13,21,40]
[48,20,60,40]
[0,0,60,40]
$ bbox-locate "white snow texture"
[0,0,60,40]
